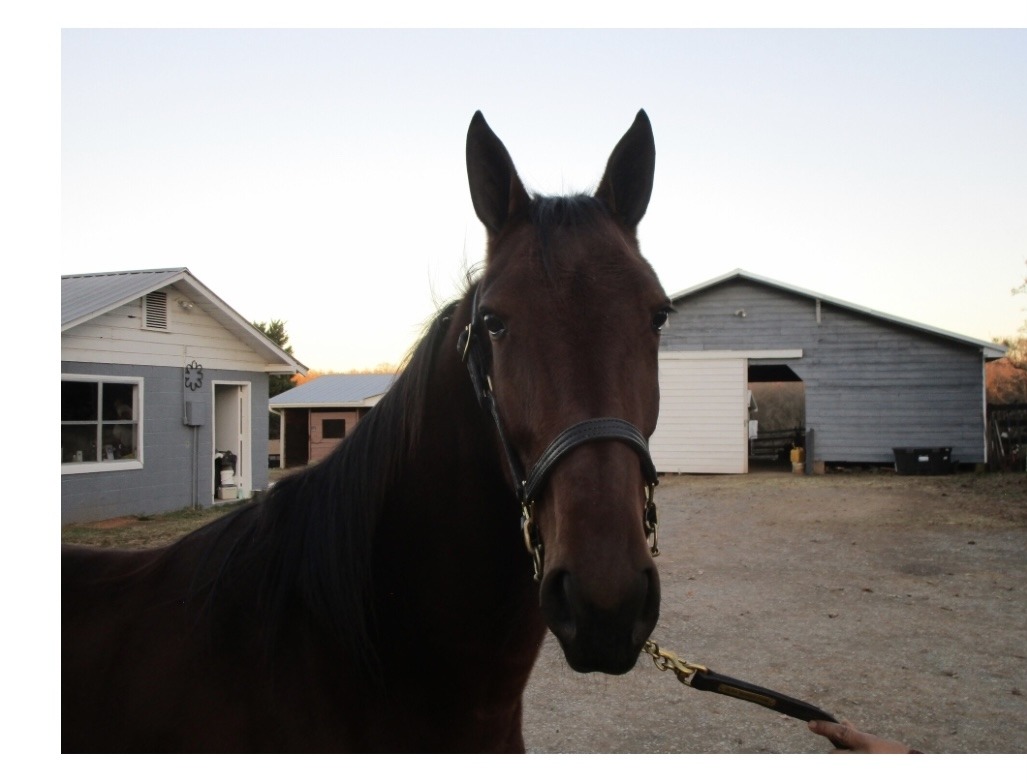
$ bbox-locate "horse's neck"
[372,342,546,670]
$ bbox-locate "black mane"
[178,300,461,678]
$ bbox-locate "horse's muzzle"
[540,565,660,674]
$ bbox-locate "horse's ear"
[595,110,655,231]
[466,111,530,235]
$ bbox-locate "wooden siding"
[61,283,272,372]
[651,356,748,473]
[660,279,987,465]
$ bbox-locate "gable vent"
[143,291,169,330]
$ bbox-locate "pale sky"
[60,26,1027,371]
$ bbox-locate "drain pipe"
[184,400,203,508]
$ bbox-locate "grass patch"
[61,502,247,550]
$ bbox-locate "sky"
[58,26,1027,372]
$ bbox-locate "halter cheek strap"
[457,284,660,580]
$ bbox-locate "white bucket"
[220,469,236,485]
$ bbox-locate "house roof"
[269,373,396,408]
[669,269,1007,360]
[62,267,307,374]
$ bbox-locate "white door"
[651,355,748,473]
[213,383,251,497]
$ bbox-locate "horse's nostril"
[540,569,577,642]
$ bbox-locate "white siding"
[61,284,272,372]
[652,355,748,474]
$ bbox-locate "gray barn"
[651,270,1005,473]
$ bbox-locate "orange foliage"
[987,358,1027,405]
[291,364,400,386]
[291,370,323,386]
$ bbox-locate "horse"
[62,109,672,752]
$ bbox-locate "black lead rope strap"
[643,640,846,748]
[690,670,838,724]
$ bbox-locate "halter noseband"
[457,284,660,581]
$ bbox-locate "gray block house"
[651,270,1006,473]
[61,268,307,524]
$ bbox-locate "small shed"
[651,270,1006,473]
[62,268,307,524]
[269,374,395,468]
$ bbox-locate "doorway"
[747,364,805,469]
[212,382,251,499]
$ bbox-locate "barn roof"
[669,269,1007,359]
[270,373,396,408]
[61,267,307,374]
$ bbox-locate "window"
[61,375,143,472]
[322,418,346,439]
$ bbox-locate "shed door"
[309,412,348,464]
[651,356,748,473]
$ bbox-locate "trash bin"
[892,447,953,475]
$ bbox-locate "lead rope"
[642,640,845,749]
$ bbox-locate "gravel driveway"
[521,471,1027,753]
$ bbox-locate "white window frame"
[61,373,144,475]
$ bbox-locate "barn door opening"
[747,364,805,471]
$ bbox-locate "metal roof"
[61,267,307,373]
[270,374,396,408]
[62,268,189,328]
[669,269,1007,359]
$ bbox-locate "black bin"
[892,447,953,475]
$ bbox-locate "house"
[269,373,395,468]
[61,268,307,524]
[652,269,1006,473]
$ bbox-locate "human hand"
[808,719,916,753]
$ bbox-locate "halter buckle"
[520,501,543,582]
[644,482,660,557]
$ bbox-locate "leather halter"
[457,284,660,580]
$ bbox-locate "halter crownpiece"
[457,284,660,580]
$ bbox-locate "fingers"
[808,719,913,754]
[808,719,859,752]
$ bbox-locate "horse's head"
[463,111,668,674]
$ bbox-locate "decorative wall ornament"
[184,361,204,391]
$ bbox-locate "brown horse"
[62,110,671,752]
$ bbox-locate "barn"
[651,270,1006,474]
[62,268,307,524]
[269,373,395,469]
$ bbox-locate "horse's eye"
[652,308,671,332]
[483,313,506,338]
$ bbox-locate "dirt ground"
[520,470,1027,754]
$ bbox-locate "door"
[308,411,352,463]
[651,355,748,473]
[213,383,251,498]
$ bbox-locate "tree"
[1011,260,1027,370]
[253,318,297,438]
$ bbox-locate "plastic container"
[893,447,953,475]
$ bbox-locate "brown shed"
[268,373,395,468]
